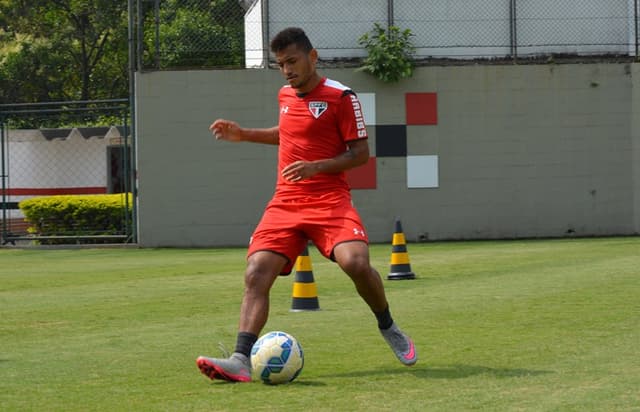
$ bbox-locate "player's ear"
[309,48,318,64]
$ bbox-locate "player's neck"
[295,72,322,96]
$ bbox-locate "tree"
[0,0,246,104]
[145,0,245,69]
[0,0,128,103]
[0,39,72,103]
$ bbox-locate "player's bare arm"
[281,139,369,182]
[210,119,279,145]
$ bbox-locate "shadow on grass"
[206,379,328,387]
[326,364,553,380]
[288,380,328,387]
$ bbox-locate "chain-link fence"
[0,100,136,245]
[134,0,639,70]
[136,0,246,69]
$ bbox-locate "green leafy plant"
[358,23,416,83]
[19,193,132,244]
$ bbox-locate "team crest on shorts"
[308,101,328,119]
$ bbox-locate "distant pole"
[127,0,139,243]
[387,0,394,28]
[262,0,270,68]
[154,0,160,69]
[633,0,640,60]
[510,0,518,61]
[1,121,6,243]
[135,0,143,71]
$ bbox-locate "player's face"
[275,44,319,94]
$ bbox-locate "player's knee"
[244,263,269,291]
[339,253,370,278]
[244,257,280,295]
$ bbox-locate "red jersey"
[276,77,368,198]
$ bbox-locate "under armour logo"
[280,105,289,114]
[353,228,366,237]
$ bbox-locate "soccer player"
[197,27,417,382]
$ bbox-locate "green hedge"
[19,193,133,244]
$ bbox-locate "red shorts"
[247,191,369,275]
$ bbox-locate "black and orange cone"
[291,246,320,311]
[387,218,416,280]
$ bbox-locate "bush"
[358,23,416,83]
[19,193,133,244]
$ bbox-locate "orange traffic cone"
[291,246,320,311]
[388,218,416,280]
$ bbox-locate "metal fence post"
[1,120,7,243]
[388,0,394,28]
[136,0,143,71]
[262,0,270,68]
[128,0,139,243]
[633,0,640,61]
[154,0,160,69]
[510,0,518,61]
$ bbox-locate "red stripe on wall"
[1,187,107,196]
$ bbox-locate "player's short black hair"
[270,27,313,53]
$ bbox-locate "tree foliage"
[0,0,129,103]
[144,0,245,69]
[0,0,245,104]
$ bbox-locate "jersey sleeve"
[337,90,368,142]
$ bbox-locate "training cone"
[291,247,320,311]
[387,218,416,280]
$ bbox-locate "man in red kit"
[197,27,417,383]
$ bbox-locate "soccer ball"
[251,331,304,384]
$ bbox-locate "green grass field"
[1,238,639,411]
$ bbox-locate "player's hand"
[282,161,318,182]
[209,119,242,142]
